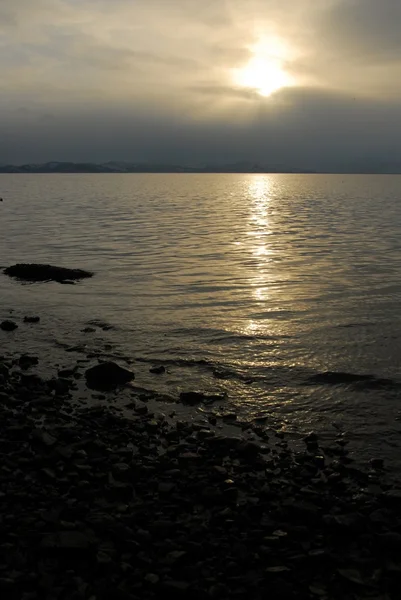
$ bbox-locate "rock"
[179,391,206,405]
[18,354,39,369]
[337,568,368,586]
[31,428,57,447]
[23,316,40,323]
[58,368,76,378]
[145,574,159,584]
[179,390,227,405]
[4,263,93,283]
[0,320,18,331]
[382,489,401,505]
[41,531,93,551]
[158,482,175,494]
[82,327,96,333]
[112,463,132,481]
[149,365,165,374]
[308,371,373,385]
[162,581,190,593]
[331,512,365,532]
[376,531,401,551]
[208,436,241,451]
[107,472,134,500]
[0,363,9,378]
[164,550,187,564]
[49,378,71,396]
[370,458,384,469]
[87,319,114,331]
[313,455,325,469]
[20,372,44,387]
[213,368,232,379]
[237,441,261,459]
[85,361,134,390]
[222,413,237,421]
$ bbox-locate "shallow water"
[1,173,401,467]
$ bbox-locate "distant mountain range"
[0,161,315,174]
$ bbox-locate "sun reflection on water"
[249,175,274,267]
[244,176,275,335]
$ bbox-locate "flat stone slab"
[4,263,93,282]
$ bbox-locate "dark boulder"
[85,361,135,390]
[4,263,93,283]
[18,354,39,369]
[23,315,40,323]
[0,320,18,331]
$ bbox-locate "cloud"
[1,85,400,171]
[0,0,400,167]
[318,0,401,64]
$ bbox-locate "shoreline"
[1,328,401,599]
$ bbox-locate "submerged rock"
[150,365,166,374]
[307,371,372,385]
[4,263,93,283]
[0,320,18,331]
[179,390,227,405]
[85,361,135,390]
[23,316,40,323]
[307,370,395,388]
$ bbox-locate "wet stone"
[31,428,57,447]
[377,532,401,550]
[85,361,134,390]
[58,368,76,378]
[149,365,166,374]
[158,482,175,494]
[24,316,40,323]
[41,531,93,551]
[18,355,39,369]
[370,458,384,469]
[0,320,18,331]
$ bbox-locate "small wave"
[134,355,256,383]
[135,356,213,368]
[336,322,376,329]
[168,326,282,344]
[306,370,399,389]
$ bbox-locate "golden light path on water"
[245,176,275,335]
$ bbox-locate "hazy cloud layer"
[1,0,400,168]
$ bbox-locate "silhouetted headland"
[0,161,315,174]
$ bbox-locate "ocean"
[1,173,401,469]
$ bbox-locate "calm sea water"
[1,173,401,466]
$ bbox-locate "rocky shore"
[1,338,401,599]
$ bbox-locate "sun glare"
[233,35,295,97]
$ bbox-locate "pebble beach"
[1,314,401,600]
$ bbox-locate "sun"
[232,35,295,97]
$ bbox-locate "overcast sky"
[1,0,401,169]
